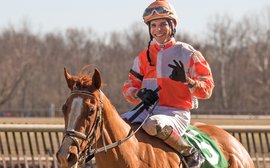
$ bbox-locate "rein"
[63,89,158,164]
[86,100,158,161]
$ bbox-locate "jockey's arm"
[123,69,142,104]
[187,52,214,99]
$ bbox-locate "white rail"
[0,124,269,168]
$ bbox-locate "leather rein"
[63,89,154,163]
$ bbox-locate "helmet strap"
[167,19,176,37]
[147,23,154,66]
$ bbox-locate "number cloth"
[183,126,229,168]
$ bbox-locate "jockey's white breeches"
[121,105,190,136]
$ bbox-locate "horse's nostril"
[67,152,78,166]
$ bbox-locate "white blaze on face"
[67,97,83,130]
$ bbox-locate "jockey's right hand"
[137,88,158,108]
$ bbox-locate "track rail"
[0,124,269,168]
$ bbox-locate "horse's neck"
[97,96,138,166]
[102,97,131,141]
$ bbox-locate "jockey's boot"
[156,125,205,168]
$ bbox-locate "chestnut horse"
[56,68,254,168]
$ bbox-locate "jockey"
[122,0,214,167]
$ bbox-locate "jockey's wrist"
[186,77,196,88]
[131,89,139,99]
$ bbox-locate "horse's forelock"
[74,73,104,90]
[79,74,92,86]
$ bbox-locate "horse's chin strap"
[85,100,159,162]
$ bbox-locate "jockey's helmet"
[143,0,178,26]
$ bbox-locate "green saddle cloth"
[183,125,229,168]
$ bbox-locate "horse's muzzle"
[56,137,79,168]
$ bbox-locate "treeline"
[0,11,269,116]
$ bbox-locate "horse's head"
[57,68,103,168]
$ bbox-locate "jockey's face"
[150,19,172,44]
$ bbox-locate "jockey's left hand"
[168,60,187,82]
[137,88,158,109]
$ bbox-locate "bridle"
[63,89,105,163]
[62,89,157,164]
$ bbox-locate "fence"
[0,124,269,168]
[1,108,270,117]
[220,125,270,168]
[0,124,63,168]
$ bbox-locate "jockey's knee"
[142,118,173,140]
[142,118,159,136]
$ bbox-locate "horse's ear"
[92,69,101,89]
[64,68,75,90]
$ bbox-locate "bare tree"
[0,8,270,116]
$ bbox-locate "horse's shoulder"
[129,123,182,166]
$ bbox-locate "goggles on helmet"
[143,6,172,18]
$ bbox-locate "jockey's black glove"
[168,60,187,83]
[137,88,158,109]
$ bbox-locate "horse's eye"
[89,108,95,114]
[87,108,95,120]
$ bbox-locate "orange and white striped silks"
[123,41,214,110]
